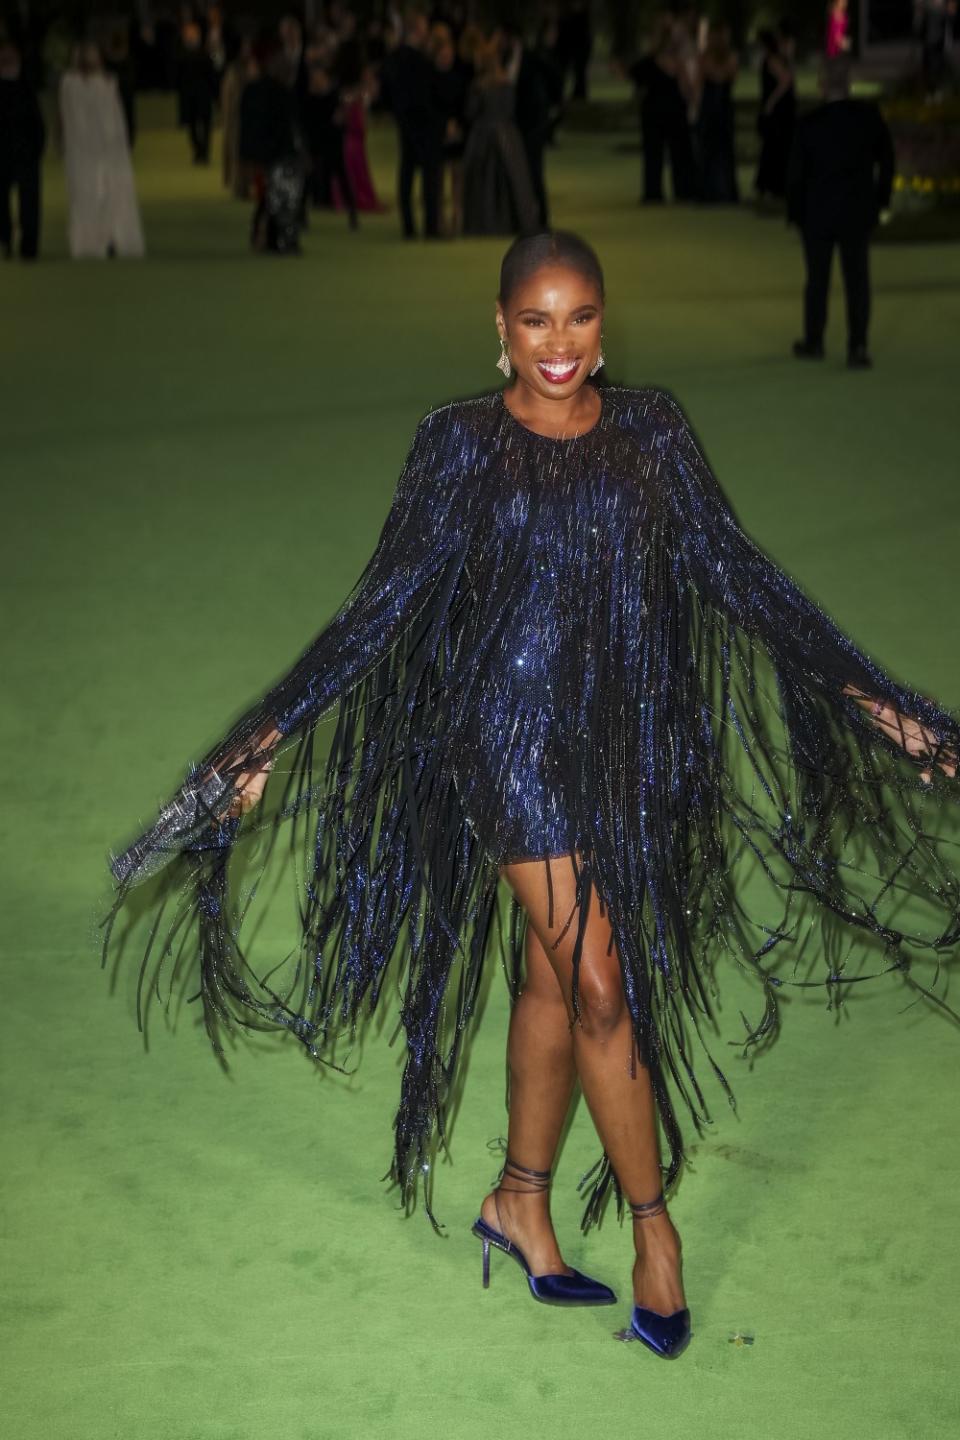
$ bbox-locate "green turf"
[3,99,960,1440]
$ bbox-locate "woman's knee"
[574,958,628,1039]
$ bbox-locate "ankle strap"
[629,1191,666,1219]
[498,1155,552,1194]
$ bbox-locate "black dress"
[755,56,795,199]
[108,387,960,1224]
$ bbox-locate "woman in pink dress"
[825,0,851,59]
[333,64,386,214]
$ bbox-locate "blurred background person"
[696,22,739,204]
[380,9,443,240]
[461,30,539,236]
[914,0,957,100]
[557,0,593,101]
[430,23,471,235]
[787,61,894,369]
[755,22,796,206]
[240,42,305,255]
[302,43,358,228]
[104,25,136,149]
[177,20,217,165]
[629,13,696,204]
[510,21,559,228]
[333,54,386,215]
[59,42,144,259]
[825,0,852,59]
[221,37,254,199]
[0,37,45,261]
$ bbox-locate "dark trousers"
[398,131,440,238]
[802,226,870,351]
[523,135,549,228]
[0,160,40,258]
[642,109,696,202]
[310,141,358,228]
[187,109,212,162]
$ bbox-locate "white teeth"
[539,360,579,375]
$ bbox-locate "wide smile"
[535,357,582,386]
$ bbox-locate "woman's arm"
[656,389,959,777]
[112,407,466,882]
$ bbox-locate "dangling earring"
[590,336,605,377]
[496,336,512,379]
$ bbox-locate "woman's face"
[496,263,603,400]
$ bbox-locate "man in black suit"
[379,11,443,240]
[0,38,45,261]
[787,63,894,369]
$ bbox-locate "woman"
[755,25,796,202]
[629,15,697,204]
[461,32,539,236]
[825,0,852,59]
[59,43,144,259]
[108,231,960,1362]
[430,23,471,235]
[696,23,739,203]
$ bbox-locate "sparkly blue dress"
[108,385,960,1223]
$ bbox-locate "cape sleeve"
[110,406,465,885]
[655,388,960,766]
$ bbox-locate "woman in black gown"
[108,231,960,1362]
[755,25,796,202]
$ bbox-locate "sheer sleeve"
[111,407,465,884]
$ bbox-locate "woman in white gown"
[59,44,144,259]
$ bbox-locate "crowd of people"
[0,2,933,287]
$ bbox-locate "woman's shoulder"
[601,384,688,432]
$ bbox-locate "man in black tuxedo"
[787,63,894,369]
[0,39,44,261]
[379,11,443,239]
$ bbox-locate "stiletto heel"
[471,1155,617,1307]
[617,1191,691,1359]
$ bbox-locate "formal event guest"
[787,62,894,368]
[333,59,386,215]
[239,45,304,255]
[177,21,217,165]
[430,23,472,235]
[221,37,254,198]
[825,0,852,59]
[302,50,358,228]
[380,10,444,239]
[755,23,796,203]
[696,23,739,204]
[0,38,45,261]
[59,43,144,259]
[461,32,539,236]
[108,228,960,1365]
[629,16,696,204]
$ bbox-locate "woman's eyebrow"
[514,304,599,318]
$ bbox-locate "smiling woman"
[496,231,605,435]
[107,229,960,1365]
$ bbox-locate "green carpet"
[3,100,960,1440]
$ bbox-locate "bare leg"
[479,921,577,1275]
[501,855,686,1315]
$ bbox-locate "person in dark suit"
[787,63,894,369]
[380,11,443,239]
[178,22,217,164]
[0,38,45,261]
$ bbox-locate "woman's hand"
[217,726,282,820]
[225,756,274,818]
[844,687,958,783]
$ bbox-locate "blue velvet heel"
[616,1192,691,1359]
[472,1157,617,1308]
